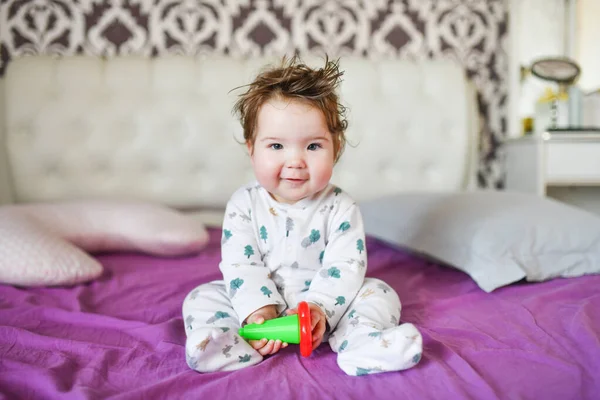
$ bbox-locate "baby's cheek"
[253,162,280,186]
[311,164,333,188]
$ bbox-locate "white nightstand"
[504,130,600,214]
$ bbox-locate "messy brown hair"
[232,55,348,162]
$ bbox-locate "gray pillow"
[360,191,600,292]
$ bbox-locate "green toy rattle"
[238,301,313,357]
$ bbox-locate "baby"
[182,56,422,376]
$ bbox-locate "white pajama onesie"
[182,182,422,376]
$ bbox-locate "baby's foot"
[334,323,422,376]
[186,327,262,372]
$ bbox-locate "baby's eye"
[307,143,322,151]
[270,143,283,150]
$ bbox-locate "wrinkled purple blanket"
[1,228,598,399]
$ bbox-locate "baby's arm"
[303,201,367,331]
[219,190,286,326]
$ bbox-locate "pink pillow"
[17,200,210,256]
[0,201,210,287]
[0,211,103,287]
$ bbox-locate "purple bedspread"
[1,228,599,399]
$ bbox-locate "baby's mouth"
[282,178,307,183]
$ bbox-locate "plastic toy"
[238,301,313,357]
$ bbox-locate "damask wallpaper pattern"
[0,0,508,187]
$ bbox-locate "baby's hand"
[244,305,288,356]
[287,302,327,351]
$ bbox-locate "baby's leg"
[328,278,422,376]
[182,280,262,372]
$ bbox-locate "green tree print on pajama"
[239,354,252,363]
[286,217,294,237]
[261,286,272,297]
[339,340,348,352]
[320,266,341,279]
[222,229,232,244]
[260,226,268,242]
[230,278,244,297]
[206,311,231,324]
[338,221,351,232]
[301,229,321,248]
[356,367,383,376]
[244,245,254,258]
[301,280,311,292]
[356,239,364,254]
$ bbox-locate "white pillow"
[0,200,210,287]
[360,191,600,292]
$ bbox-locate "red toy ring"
[297,301,313,357]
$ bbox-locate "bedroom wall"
[0,79,13,204]
[507,0,566,137]
[0,0,508,188]
[575,0,600,92]
[508,0,600,136]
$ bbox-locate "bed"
[1,56,599,399]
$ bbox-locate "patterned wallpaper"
[0,0,508,188]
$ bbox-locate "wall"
[507,0,566,137]
[576,0,600,92]
[508,0,600,136]
[0,0,508,188]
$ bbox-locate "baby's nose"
[286,153,306,168]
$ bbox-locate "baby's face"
[248,98,335,204]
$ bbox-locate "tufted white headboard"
[0,55,477,212]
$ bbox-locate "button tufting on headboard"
[0,55,478,208]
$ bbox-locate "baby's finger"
[311,312,320,330]
[269,340,283,354]
[259,339,275,356]
[249,338,267,350]
[312,333,324,350]
[312,327,322,341]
